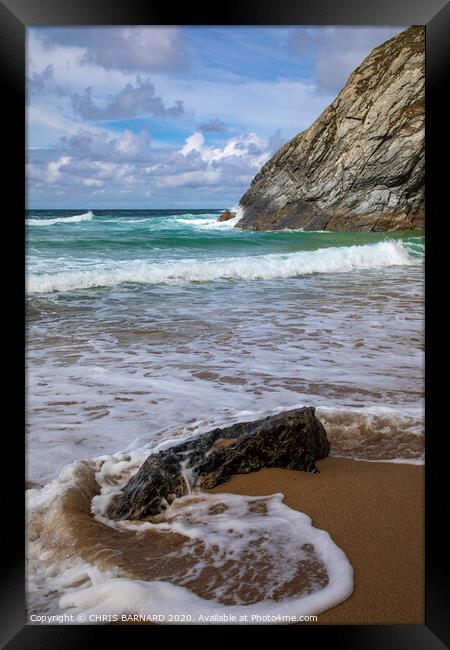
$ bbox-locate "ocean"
[26,208,424,622]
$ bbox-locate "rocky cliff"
[232,26,424,232]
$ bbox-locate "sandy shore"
[209,457,424,624]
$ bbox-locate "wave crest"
[26,211,94,226]
[27,240,422,294]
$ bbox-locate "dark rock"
[217,210,236,222]
[235,27,424,232]
[110,407,330,520]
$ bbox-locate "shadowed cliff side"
[229,27,424,232]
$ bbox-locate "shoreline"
[209,457,424,624]
[27,452,423,625]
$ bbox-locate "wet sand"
[209,457,424,624]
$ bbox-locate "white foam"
[26,211,94,226]
[175,210,241,230]
[59,493,354,624]
[27,240,421,293]
[26,261,424,484]
[333,455,424,466]
[177,217,237,229]
[230,203,245,224]
[177,204,244,230]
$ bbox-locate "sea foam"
[58,494,354,624]
[176,208,242,230]
[27,453,353,624]
[27,239,422,294]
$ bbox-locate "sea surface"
[26,208,424,622]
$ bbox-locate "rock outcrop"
[217,209,236,222]
[228,27,424,232]
[110,407,330,520]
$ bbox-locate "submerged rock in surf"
[110,407,330,520]
[217,210,236,222]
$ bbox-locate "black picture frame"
[3,0,449,646]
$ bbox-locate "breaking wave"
[26,211,94,226]
[27,239,422,294]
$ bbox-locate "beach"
[112,457,424,625]
[211,457,424,624]
[25,209,425,623]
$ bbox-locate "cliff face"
[235,27,424,232]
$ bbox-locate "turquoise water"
[26,209,424,484]
[26,208,424,279]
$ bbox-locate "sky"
[26,26,405,209]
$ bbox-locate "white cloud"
[27,105,81,136]
[178,131,274,169]
[70,77,186,121]
[60,129,152,162]
[27,127,282,205]
[81,178,104,187]
[34,27,189,73]
[48,156,71,182]
[156,169,222,189]
[26,103,120,149]
[179,132,205,155]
